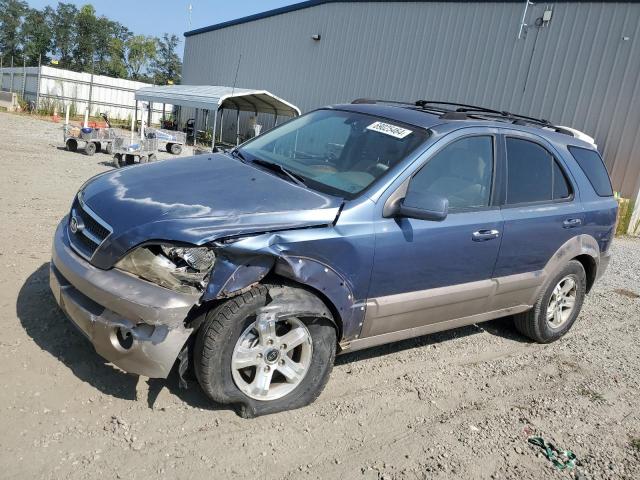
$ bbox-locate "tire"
[166,143,173,153]
[84,142,97,156]
[514,260,586,343]
[113,153,123,168]
[66,139,78,152]
[105,142,113,155]
[170,143,182,155]
[125,154,135,165]
[94,142,102,153]
[148,153,157,162]
[194,285,337,418]
[139,155,148,164]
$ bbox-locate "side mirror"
[398,189,449,221]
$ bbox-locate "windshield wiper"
[251,158,307,187]
[230,148,247,162]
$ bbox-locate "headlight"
[115,243,215,294]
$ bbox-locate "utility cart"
[145,128,186,155]
[63,124,117,156]
[112,135,159,168]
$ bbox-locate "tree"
[151,33,182,85]
[20,7,53,65]
[72,4,98,71]
[0,0,27,60]
[51,2,78,69]
[126,35,156,81]
[102,24,131,78]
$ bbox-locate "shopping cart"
[145,128,187,155]
[112,135,159,168]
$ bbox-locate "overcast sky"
[27,0,298,55]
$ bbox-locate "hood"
[80,154,342,268]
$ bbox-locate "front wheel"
[194,285,336,417]
[514,260,586,343]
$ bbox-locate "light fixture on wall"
[311,34,321,41]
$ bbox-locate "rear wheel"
[148,153,157,162]
[166,143,173,153]
[113,153,123,168]
[105,142,113,155]
[125,154,135,165]
[66,138,78,152]
[194,285,336,417]
[139,155,148,164]
[514,260,586,343]
[84,142,96,156]
[170,143,182,155]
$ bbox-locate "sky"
[27,0,299,54]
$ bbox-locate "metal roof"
[134,85,301,116]
[184,0,633,37]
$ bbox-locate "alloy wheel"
[546,275,577,328]
[231,315,313,401]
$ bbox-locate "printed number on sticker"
[366,122,413,139]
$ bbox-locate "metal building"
[183,0,640,222]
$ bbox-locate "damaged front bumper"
[49,219,199,378]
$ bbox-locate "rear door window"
[505,138,571,204]
[568,146,613,196]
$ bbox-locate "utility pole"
[21,56,26,99]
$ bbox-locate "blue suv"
[49,100,617,417]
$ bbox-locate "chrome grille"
[68,195,112,260]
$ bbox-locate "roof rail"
[351,98,415,106]
[350,98,577,138]
[414,100,578,137]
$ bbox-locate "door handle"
[562,218,582,228]
[472,229,500,241]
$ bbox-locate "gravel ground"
[0,111,639,479]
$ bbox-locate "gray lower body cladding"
[49,219,199,378]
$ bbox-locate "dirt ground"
[0,111,639,479]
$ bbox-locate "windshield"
[238,109,428,198]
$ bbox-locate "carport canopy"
[134,84,301,117]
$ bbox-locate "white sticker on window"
[366,121,413,139]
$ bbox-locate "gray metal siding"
[183,1,640,199]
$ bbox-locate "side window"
[410,136,494,209]
[568,146,613,196]
[505,138,571,204]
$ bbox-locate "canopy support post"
[211,108,218,153]
[194,109,198,145]
[162,103,166,124]
[219,109,224,144]
[147,102,153,128]
[236,108,240,146]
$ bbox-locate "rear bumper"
[49,218,199,378]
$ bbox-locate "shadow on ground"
[16,263,222,411]
[18,263,529,409]
[336,315,529,366]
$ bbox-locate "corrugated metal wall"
[0,66,170,123]
[183,1,640,200]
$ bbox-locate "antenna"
[187,3,193,27]
[231,54,242,96]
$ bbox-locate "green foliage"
[126,35,156,81]
[0,1,182,83]
[151,34,182,85]
[20,7,52,64]
[37,96,63,116]
[0,0,27,59]
[51,2,78,69]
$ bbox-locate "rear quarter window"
[568,146,613,197]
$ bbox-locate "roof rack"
[350,98,576,138]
